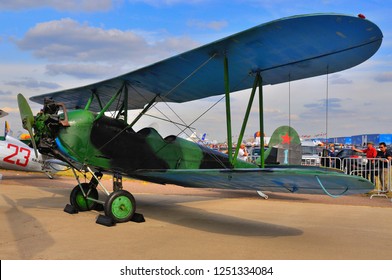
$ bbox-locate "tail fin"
[259,125,301,165]
[0,109,8,118]
[4,120,10,137]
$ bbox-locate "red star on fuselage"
[281,133,292,144]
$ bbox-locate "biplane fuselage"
[53,109,254,174]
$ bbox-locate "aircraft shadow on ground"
[133,195,303,238]
[0,174,73,189]
[1,174,302,238]
[1,195,55,259]
[16,189,303,238]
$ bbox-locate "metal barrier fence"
[246,154,391,195]
[309,157,391,196]
[301,158,321,166]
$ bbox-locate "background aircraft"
[0,134,68,178]
[18,14,381,224]
[0,109,8,119]
[1,112,67,178]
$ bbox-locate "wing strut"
[258,73,265,168]
[85,89,104,111]
[118,84,128,122]
[232,74,260,164]
[129,96,157,128]
[228,71,265,168]
[224,56,233,164]
[95,82,126,121]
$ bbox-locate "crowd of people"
[232,139,392,193]
[324,141,392,192]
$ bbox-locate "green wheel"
[104,190,136,223]
[70,183,99,211]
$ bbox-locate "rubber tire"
[70,183,99,211]
[104,190,136,223]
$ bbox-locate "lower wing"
[129,166,373,197]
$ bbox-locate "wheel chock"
[131,212,145,223]
[94,204,105,211]
[64,204,78,214]
[96,214,116,227]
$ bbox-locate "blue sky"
[0,0,391,142]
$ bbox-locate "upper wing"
[30,13,382,111]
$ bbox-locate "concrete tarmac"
[1,169,392,260]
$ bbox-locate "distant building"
[327,137,352,145]
[325,134,392,146]
[308,133,392,146]
[351,134,392,146]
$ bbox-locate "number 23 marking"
[3,144,31,167]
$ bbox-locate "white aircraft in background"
[0,113,67,178]
[0,109,8,118]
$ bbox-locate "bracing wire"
[153,70,257,168]
[288,74,291,162]
[161,53,217,100]
[157,95,230,168]
[288,74,291,130]
[149,72,255,168]
[100,77,264,169]
[95,51,256,169]
[96,54,220,154]
[325,67,329,144]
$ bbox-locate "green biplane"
[18,13,382,224]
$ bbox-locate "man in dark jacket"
[376,142,392,192]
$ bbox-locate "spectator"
[376,142,392,192]
[238,143,248,161]
[352,142,377,184]
[327,144,336,167]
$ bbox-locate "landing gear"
[105,190,136,223]
[44,171,54,179]
[70,182,99,211]
[66,167,144,225]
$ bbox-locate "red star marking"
[281,133,292,144]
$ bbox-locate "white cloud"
[375,72,392,83]
[329,74,352,85]
[0,0,115,12]
[187,19,228,31]
[0,89,13,96]
[0,91,17,109]
[13,18,199,78]
[5,77,61,89]
[14,18,146,62]
[129,0,206,7]
[45,63,120,79]
[0,106,19,113]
